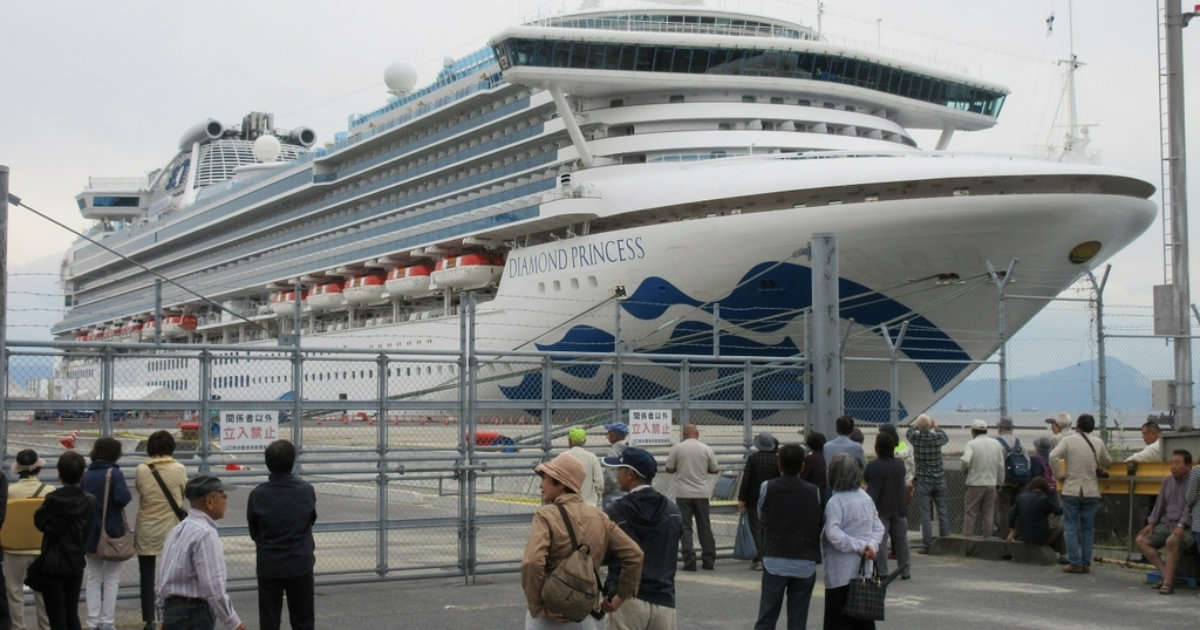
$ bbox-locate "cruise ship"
[51,4,1157,422]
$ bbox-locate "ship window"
[553,280,561,291]
[538,282,546,293]
[718,123,732,130]
[610,99,624,108]
[570,278,579,289]
[588,276,598,287]
[669,94,684,103]
[742,95,757,103]
[770,97,784,104]
[798,99,810,106]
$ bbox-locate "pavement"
[89,550,1189,629]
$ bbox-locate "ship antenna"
[8,195,273,336]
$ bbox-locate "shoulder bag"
[148,463,188,521]
[540,503,602,622]
[96,467,136,561]
[1081,435,1110,479]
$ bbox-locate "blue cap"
[604,422,629,437]
[602,447,656,480]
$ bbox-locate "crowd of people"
[0,411,1187,630]
[0,435,316,630]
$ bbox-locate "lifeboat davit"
[141,318,157,341]
[430,253,505,290]
[305,282,344,311]
[121,321,143,341]
[161,315,197,339]
[344,274,386,305]
[269,290,306,317]
[385,263,434,297]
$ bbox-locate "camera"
[1095,467,1110,479]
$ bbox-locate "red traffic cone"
[87,416,94,425]
[59,430,79,450]
[225,463,246,471]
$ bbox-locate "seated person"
[1126,421,1163,463]
[1135,449,1194,594]
[1005,477,1064,559]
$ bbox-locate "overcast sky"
[1,0,1197,350]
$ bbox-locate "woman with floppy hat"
[738,432,780,571]
[521,452,644,629]
[6,449,53,630]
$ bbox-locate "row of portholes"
[537,275,601,293]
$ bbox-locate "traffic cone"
[57,417,63,426]
[147,417,153,426]
[59,430,79,450]
[117,418,124,427]
[87,416,94,426]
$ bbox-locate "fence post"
[743,360,753,451]
[880,322,909,425]
[613,301,624,429]
[198,349,212,474]
[101,345,114,437]
[680,358,690,427]
[376,351,389,578]
[1088,267,1111,440]
[986,260,1017,420]
[0,165,9,456]
[712,304,720,357]
[466,293,479,582]
[810,234,841,437]
[541,355,553,454]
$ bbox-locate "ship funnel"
[289,126,317,148]
[178,119,226,150]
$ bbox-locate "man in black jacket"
[755,444,822,630]
[247,440,317,630]
[601,448,683,630]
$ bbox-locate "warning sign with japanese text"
[627,409,672,446]
[220,411,279,452]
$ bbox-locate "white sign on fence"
[219,411,279,452]
[627,409,673,446]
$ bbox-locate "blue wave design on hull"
[508,261,967,422]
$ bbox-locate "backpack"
[995,436,1031,486]
[540,503,601,622]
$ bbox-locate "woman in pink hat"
[521,453,644,629]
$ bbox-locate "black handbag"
[24,554,47,592]
[843,558,907,621]
[148,463,188,521]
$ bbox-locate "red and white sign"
[627,409,673,446]
[220,411,279,452]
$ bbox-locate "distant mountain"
[932,357,1153,411]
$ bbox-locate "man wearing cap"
[156,476,244,630]
[737,433,780,571]
[522,453,643,628]
[601,448,683,630]
[960,419,1005,538]
[1046,413,1072,447]
[993,417,1025,536]
[666,424,720,571]
[6,450,48,630]
[602,423,630,509]
[565,428,604,508]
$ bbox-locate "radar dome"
[253,134,282,163]
[384,62,418,94]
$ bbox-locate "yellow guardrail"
[1098,461,1174,496]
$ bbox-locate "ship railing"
[84,176,150,192]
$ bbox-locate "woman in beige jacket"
[133,430,187,630]
[521,452,644,630]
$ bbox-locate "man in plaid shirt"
[906,414,950,554]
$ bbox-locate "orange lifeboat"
[107,323,124,340]
[344,274,386,305]
[430,253,505,290]
[269,290,306,317]
[385,263,434,297]
[161,314,197,338]
[305,282,344,311]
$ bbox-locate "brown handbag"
[95,468,135,561]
